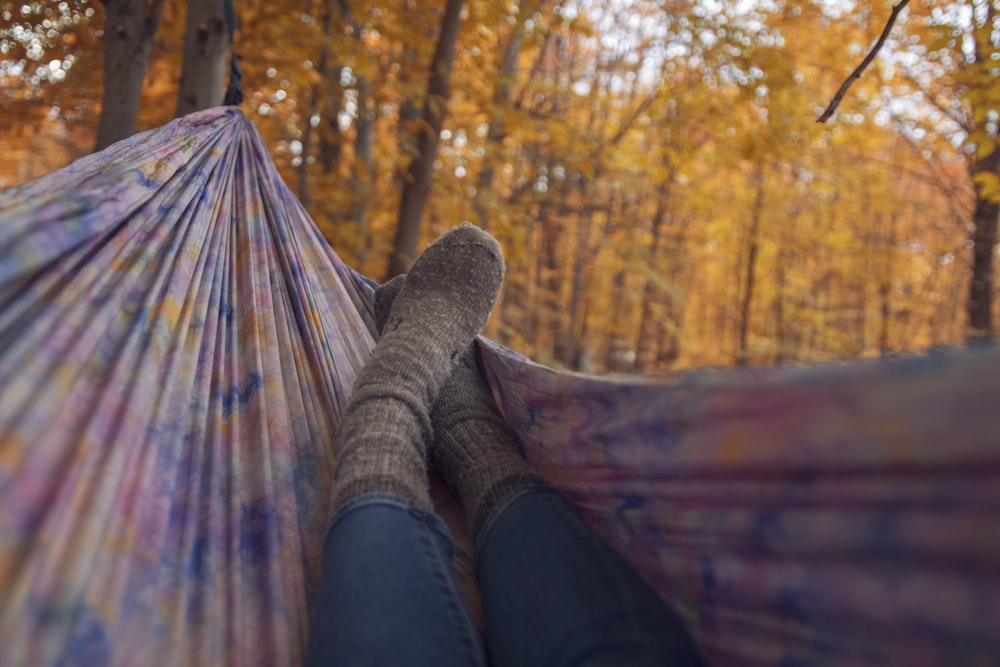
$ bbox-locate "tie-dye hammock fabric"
[1,107,997,667]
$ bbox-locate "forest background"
[1,0,998,373]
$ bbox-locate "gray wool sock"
[432,346,541,537]
[373,276,541,538]
[329,223,505,513]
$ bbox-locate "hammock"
[1,107,997,667]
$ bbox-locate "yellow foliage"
[1,0,994,371]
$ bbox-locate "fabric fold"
[1,107,997,667]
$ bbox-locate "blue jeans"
[305,485,703,667]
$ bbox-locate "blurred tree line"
[1,0,998,372]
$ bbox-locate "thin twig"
[817,0,911,123]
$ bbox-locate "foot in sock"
[373,274,541,538]
[329,223,505,513]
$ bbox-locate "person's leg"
[439,349,702,667]
[374,277,704,667]
[371,276,540,539]
[304,493,485,667]
[305,224,503,667]
[475,484,704,667]
[327,223,504,513]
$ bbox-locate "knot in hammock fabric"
[0,107,998,666]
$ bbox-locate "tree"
[961,0,1000,341]
[175,0,230,116]
[1,0,985,371]
[871,0,1000,342]
[95,0,166,150]
[471,0,546,231]
[298,0,341,210]
[386,0,467,278]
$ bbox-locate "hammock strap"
[223,0,243,106]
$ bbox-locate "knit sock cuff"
[329,473,430,516]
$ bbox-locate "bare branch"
[607,93,660,146]
[817,0,911,123]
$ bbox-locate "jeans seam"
[416,520,487,667]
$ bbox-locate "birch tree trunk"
[94,0,166,151]
[175,0,230,117]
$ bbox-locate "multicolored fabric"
[1,107,997,666]
[483,341,1000,666]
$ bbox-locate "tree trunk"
[563,98,611,369]
[175,0,230,117]
[319,0,361,180]
[298,0,339,208]
[317,81,345,176]
[349,74,376,263]
[386,0,466,279]
[635,198,667,370]
[533,197,563,361]
[965,0,999,343]
[298,115,315,208]
[635,160,686,371]
[878,213,896,355]
[564,189,594,368]
[967,149,1000,342]
[94,0,166,151]
[736,168,765,366]
[563,177,604,369]
[773,247,786,365]
[473,0,544,230]
[548,186,576,365]
[604,190,636,373]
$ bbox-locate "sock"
[373,276,541,538]
[432,346,542,536]
[329,223,505,513]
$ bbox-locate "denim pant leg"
[475,484,704,667]
[305,492,487,667]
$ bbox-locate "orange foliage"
[2,0,996,371]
